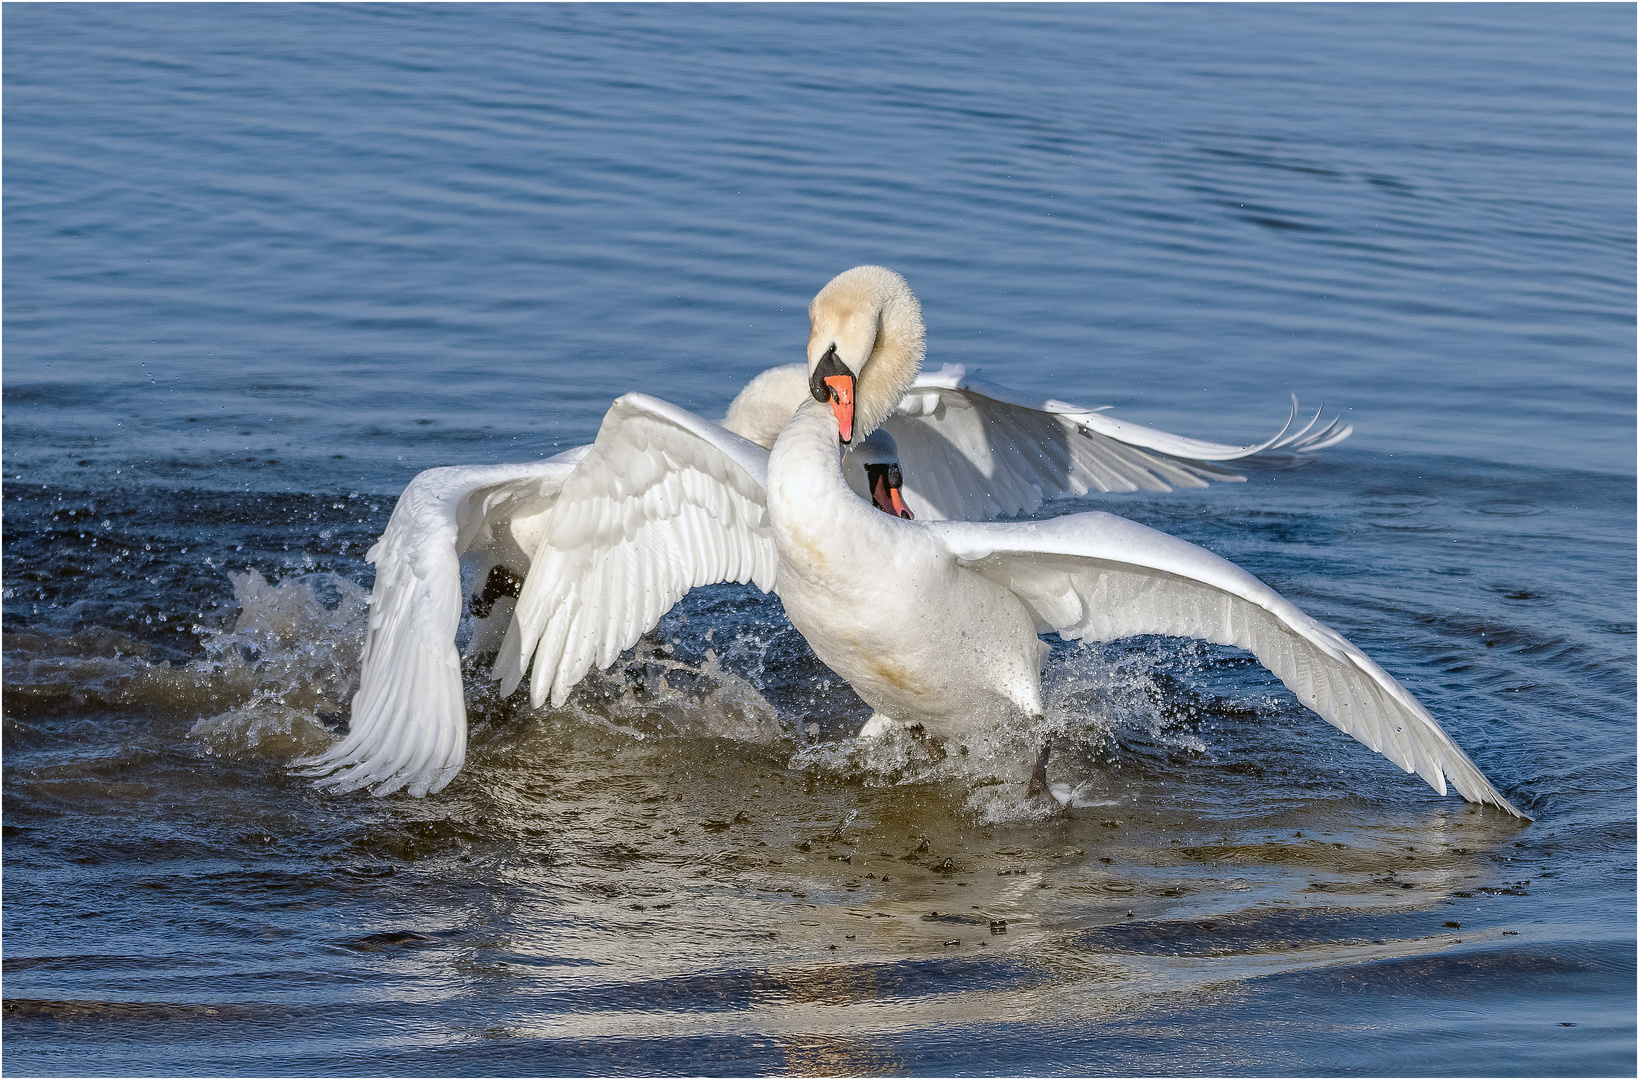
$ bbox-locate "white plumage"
[295,267,1520,821]
[299,456,582,797]
[494,396,776,711]
[763,267,1520,817]
[731,360,1349,521]
[931,513,1508,807]
[298,353,1330,797]
[887,364,1348,520]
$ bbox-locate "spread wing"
[928,513,1525,817]
[295,453,585,797]
[885,364,1353,521]
[493,393,777,709]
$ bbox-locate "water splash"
[152,570,369,760]
[1041,639,1218,757]
[187,699,335,759]
[556,636,788,746]
[784,637,1239,821]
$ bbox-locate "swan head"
[806,265,925,445]
[848,427,914,519]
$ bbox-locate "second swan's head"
[806,265,926,445]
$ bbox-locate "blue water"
[4,5,1633,1076]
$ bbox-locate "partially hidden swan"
[293,270,1525,820]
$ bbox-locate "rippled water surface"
[4,5,1634,1076]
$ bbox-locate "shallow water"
[3,5,1634,1077]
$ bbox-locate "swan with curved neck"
[766,265,1521,813]
[769,267,1053,784]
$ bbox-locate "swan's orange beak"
[871,473,914,519]
[810,344,857,445]
[824,374,854,444]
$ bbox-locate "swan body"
[771,401,1049,733]
[297,266,1519,820]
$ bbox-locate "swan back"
[722,363,808,449]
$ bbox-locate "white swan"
[766,267,1518,816]
[300,271,1474,812]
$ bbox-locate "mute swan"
[765,266,1519,816]
[298,272,1423,809]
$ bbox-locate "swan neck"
[856,284,924,439]
[768,400,880,544]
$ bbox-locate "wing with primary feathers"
[494,393,778,709]
[928,513,1525,817]
[295,456,581,797]
[885,365,1352,521]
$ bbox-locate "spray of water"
[154,570,370,760]
[33,563,1235,810]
